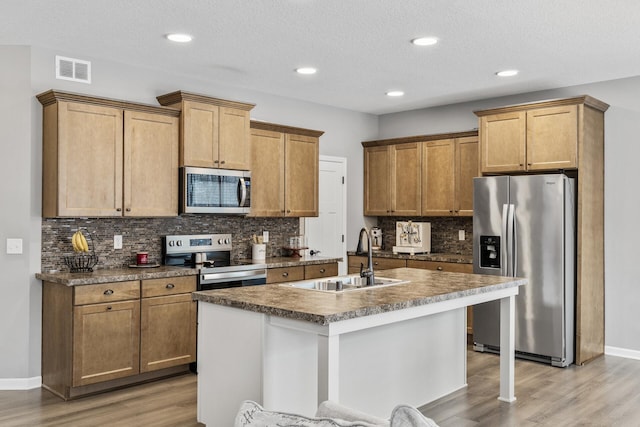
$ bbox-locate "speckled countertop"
[192,267,525,325]
[36,255,342,286]
[347,251,472,264]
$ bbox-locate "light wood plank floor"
[2,350,639,426]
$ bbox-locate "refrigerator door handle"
[508,204,517,277]
[501,204,509,276]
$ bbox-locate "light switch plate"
[458,230,465,241]
[262,231,269,243]
[114,235,123,249]
[7,238,23,254]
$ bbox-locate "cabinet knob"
[437,266,443,271]
[527,163,532,166]
[125,208,131,212]
[214,160,219,164]
[454,210,459,213]
[166,283,175,289]
[449,210,454,213]
[319,268,325,273]
[220,160,226,165]
[103,289,114,296]
[287,210,291,213]
[282,272,289,277]
[116,208,122,212]
[374,262,379,266]
[106,306,112,311]
[520,163,524,167]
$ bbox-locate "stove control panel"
[164,234,232,254]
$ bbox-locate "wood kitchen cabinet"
[42,276,196,400]
[476,95,610,365]
[249,122,323,217]
[157,91,255,170]
[266,262,339,283]
[37,91,179,218]
[476,97,607,174]
[140,276,197,373]
[421,136,478,216]
[347,255,406,274]
[363,142,421,216]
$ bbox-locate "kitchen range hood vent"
[56,55,91,84]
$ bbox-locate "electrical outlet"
[6,238,23,254]
[262,231,269,243]
[458,230,465,241]
[114,235,123,249]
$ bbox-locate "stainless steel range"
[163,234,267,290]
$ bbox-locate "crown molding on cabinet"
[156,90,255,111]
[473,95,609,117]
[250,120,324,138]
[361,129,478,148]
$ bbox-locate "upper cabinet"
[422,136,478,216]
[362,131,477,217]
[37,90,179,218]
[363,142,422,216]
[249,121,323,217]
[157,91,255,170]
[475,96,609,174]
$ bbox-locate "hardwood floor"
[0,373,202,427]
[1,350,639,426]
[421,348,640,426]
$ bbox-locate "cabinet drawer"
[74,280,140,305]
[141,276,196,298]
[304,263,338,280]
[349,256,406,271]
[267,266,305,284]
[407,260,472,273]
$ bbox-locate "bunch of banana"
[72,230,89,253]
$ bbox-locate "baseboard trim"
[0,376,42,390]
[605,346,640,360]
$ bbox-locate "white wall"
[379,76,640,354]
[0,45,378,383]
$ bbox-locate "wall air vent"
[55,55,91,84]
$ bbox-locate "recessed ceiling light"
[411,37,438,46]
[166,33,193,43]
[386,91,405,97]
[496,69,519,77]
[296,67,317,75]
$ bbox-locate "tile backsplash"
[42,215,299,271]
[376,216,472,255]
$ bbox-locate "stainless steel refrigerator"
[472,174,575,367]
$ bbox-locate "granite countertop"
[347,250,472,264]
[192,267,525,325]
[36,255,343,286]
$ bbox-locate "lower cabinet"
[267,263,338,284]
[42,276,197,400]
[347,255,406,274]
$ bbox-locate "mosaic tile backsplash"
[376,216,473,255]
[42,215,299,272]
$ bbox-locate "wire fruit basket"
[64,230,99,273]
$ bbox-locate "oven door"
[199,269,267,291]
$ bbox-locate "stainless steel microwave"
[180,167,251,214]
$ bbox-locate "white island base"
[196,287,517,426]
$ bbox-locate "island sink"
[280,274,409,292]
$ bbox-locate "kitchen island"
[193,267,525,425]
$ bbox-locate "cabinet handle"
[527,163,532,166]
[126,208,131,212]
[220,160,226,164]
[106,306,112,311]
[282,272,289,277]
[319,268,325,273]
[519,163,524,167]
[374,262,379,266]
[214,160,219,163]
[166,283,175,289]
[437,266,443,271]
[449,210,453,213]
[287,209,291,213]
[454,210,459,213]
[116,208,122,212]
[103,289,114,296]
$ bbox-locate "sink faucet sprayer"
[358,228,375,286]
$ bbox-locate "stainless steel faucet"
[358,228,375,286]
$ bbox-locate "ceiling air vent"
[55,55,91,84]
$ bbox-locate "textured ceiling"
[3,0,640,114]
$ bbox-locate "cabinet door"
[455,136,479,216]
[480,111,526,173]
[364,146,390,216]
[422,139,456,216]
[526,105,578,171]
[285,133,319,217]
[181,101,219,167]
[304,263,339,279]
[390,143,421,216]
[250,128,285,216]
[123,111,179,216]
[56,101,123,217]
[219,107,251,170]
[73,300,140,387]
[140,294,197,373]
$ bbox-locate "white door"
[303,156,347,275]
